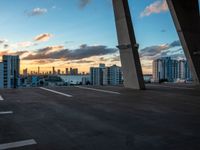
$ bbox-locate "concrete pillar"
[112,0,145,90]
[167,0,200,84]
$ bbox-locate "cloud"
[99,57,110,62]
[73,60,94,64]
[0,50,28,57]
[140,45,169,58]
[169,40,181,47]
[23,44,118,60]
[4,44,9,49]
[0,33,53,51]
[32,59,57,64]
[138,40,183,73]
[11,41,35,48]
[67,44,118,60]
[110,55,120,62]
[140,0,168,17]
[34,33,53,42]
[139,40,184,60]
[27,8,48,16]
[38,46,65,54]
[79,0,91,9]
[2,41,36,50]
[0,39,8,44]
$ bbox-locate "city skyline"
[0,0,198,73]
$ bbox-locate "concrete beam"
[112,0,145,90]
[167,0,200,84]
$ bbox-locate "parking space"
[0,85,200,149]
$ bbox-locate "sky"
[0,0,198,74]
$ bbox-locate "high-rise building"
[153,57,192,82]
[69,68,79,75]
[3,55,20,88]
[172,59,179,80]
[38,66,40,75]
[90,68,101,85]
[70,68,73,75]
[52,67,56,75]
[23,68,28,77]
[178,60,186,79]
[90,64,105,85]
[178,60,192,80]
[58,69,61,75]
[103,65,122,85]
[0,62,4,88]
[73,68,78,75]
[185,61,192,80]
[90,64,122,86]
[65,68,69,75]
[162,57,178,81]
[108,65,122,85]
[152,59,163,82]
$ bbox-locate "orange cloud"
[34,33,53,42]
[140,0,168,17]
[0,50,28,58]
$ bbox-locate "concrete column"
[112,0,145,90]
[167,0,200,84]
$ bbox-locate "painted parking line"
[39,87,73,98]
[0,111,13,115]
[76,86,121,95]
[0,95,4,101]
[0,139,37,150]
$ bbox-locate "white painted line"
[0,139,37,150]
[0,95,4,101]
[76,86,120,95]
[39,87,73,98]
[0,111,13,115]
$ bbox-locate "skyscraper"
[90,64,122,86]
[103,65,122,85]
[152,59,163,82]
[23,68,28,77]
[178,60,186,79]
[58,69,61,75]
[90,64,105,85]
[153,57,192,82]
[69,68,79,75]
[38,66,40,75]
[3,55,20,88]
[65,68,69,75]
[69,68,73,75]
[178,60,192,80]
[185,61,192,80]
[52,67,56,75]
[90,67,102,85]
[73,68,78,75]
[0,62,3,88]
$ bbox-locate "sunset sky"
[0,0,197,74]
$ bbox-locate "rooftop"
[0,84,200,150]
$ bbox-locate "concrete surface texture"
[112,0,145,90]
[0,84,200,150]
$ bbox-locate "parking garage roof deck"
[0,84,200,150]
